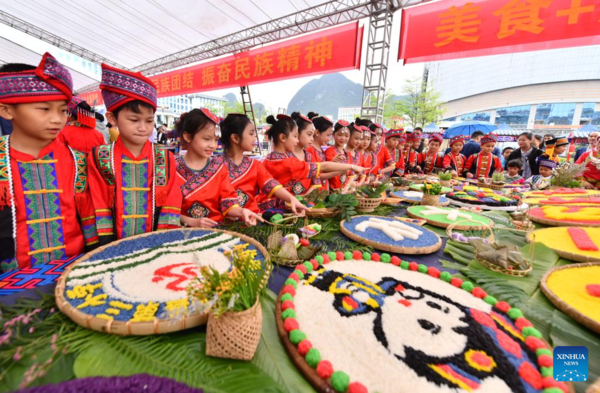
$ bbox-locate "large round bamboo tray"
[55,228,270,336]
[527,227,600,263]
[527,207,600,227]
[340,215,442,255]
[522,196,600,207]
[541,262,600,334]
[276,261,573,393]
[406,205,494,231]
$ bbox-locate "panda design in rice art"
[306,268,542,392]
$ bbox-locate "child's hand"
[289,198,309,216]
[241,209,263,226]
[353,166,366,174]
[333,154,346,163]
[582,180,595,189]
[451,170,458,177]
[466,173,474,179]
[194,217,219,228]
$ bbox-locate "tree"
[396,77,445,129]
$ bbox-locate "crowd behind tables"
[1,53,600,275]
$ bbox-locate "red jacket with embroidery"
[0,138,97,271]
[176,155,239,222]
[224,155,282,213]
[88,138,181,242]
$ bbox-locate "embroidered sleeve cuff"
[307,163,320,179]
[221,198,240,215]
[263,178,282,198]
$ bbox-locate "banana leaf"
[69,291,313,393]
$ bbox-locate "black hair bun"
[307,111,318,119]
[290,112,301,121]
[266,115,277,125]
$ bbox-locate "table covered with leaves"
[1,204,598,393]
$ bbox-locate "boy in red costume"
[443,135,467,177]
[88,64,182,243]
[0,53,97,271]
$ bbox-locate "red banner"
[79,90,103,107]
[150,22,363,98]
[399,0,600,63]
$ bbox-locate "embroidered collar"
[266,151,292,161]
[224,155,252,180]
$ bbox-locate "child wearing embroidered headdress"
[305,112,336,190]
[544,136,569,163]
[290,112,324,196]
[175,108,262,227]
[443,135,467,177]
[88,64,183,242]
[371,123,394,180]
[463,133,503,179]
[57,97,104,154]
[525,157,555,190]
[0,54,98,271]
[417,133,444,174]
[364,128,395,182]
[343,123,367,189]
[325,120,352,191]
[404,132,421,173]
[265,115,361,196]
[220,113,307,215]
[384,129,405,177]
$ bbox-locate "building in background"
[156,93,227,126]
[428,46,600,135]
[337,107,361,123]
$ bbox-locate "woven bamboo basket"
[356,197,382,212]
[420,194,440,206]
[477,181,504,191]
[206,299,262,360]
[439,180,452,188]
[445,220,496,243]
[474,226,535,277]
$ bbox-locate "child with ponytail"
[262,114,363,205]
[175,108,262,228]
[220,113,307,215]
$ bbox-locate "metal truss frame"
[0,10,125,69]
[0,0,430,105]
[359,1,393,124]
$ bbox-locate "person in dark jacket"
[505,132,543,178]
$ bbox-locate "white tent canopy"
[0,0,430,92]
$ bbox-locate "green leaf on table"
[252,291,315,393]
[69,291,312,393]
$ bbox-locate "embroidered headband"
[276,114,293,121]
[0,52,73,104]
[480,133,498,145]
[537,156,557,169]
[100,63,157,112]
[386,129,404,139]
[429,133,443,144]
[450,135,468,146]
[336,119,350,127]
